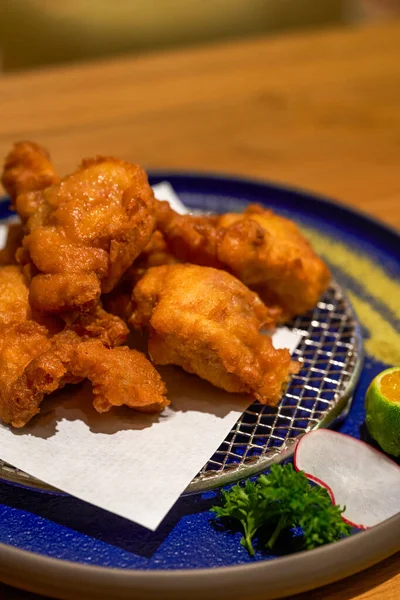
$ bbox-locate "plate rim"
[0,513,399,600]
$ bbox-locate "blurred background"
[0,0,399,72]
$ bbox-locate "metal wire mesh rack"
[0,279,362,495]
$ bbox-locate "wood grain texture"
[0,20,399,600]
[0,21,400,226]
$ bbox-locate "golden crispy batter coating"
[155,202,330,321]
[28,272,103,314]
[0,266,53,426]
[5,329,78,428]
[0,265,63,334]
[7,331,168,427]
[10,154,157,313]
[155,201,221,268]
[1,141,60,203]
[65,303,129,349]
[70,340,168,414]
[217,205,331,320]
[0,264,165,427]
[0,321,52,427]
[1,142,60,221]
[130,264,295,405]
[0,265,32,327]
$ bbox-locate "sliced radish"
[294,429,400,529]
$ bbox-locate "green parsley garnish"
[211,463,351,556]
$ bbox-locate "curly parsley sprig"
[211,464,351,556]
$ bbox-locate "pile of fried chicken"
[0,142,330,428]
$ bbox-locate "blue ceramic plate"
[0,172,399,600]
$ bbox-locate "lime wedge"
[365,367,400,457]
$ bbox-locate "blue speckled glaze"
[0,173,399,570]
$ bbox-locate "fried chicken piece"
[217,205,331,319]
[1,142,60,222]
[7,331,168,427]
[0,310,166,428]
[0,263,165,427]
[0,264,64,333]
[2,329,77,428]
[0,266,54,426]
[70,340,168,414]
[130,264,296,405]
[156,202,330,321]
[0,322,52,427]
[0,223,24,266]
[2,145,157,313]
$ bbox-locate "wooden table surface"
[0,18,399,600]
